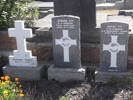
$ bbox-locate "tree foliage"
[0,0,38,30]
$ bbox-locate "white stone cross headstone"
[103,35,125,68]
[8,20,37,67]
[55,30,77,62]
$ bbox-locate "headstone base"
[48,65,85,82]
[95,70,133,83]
[3,64,47,80]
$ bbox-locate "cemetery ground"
[1,57,133,100]
[20,78,133,100]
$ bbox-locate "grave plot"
[8,21,37,67]
[95,21,133,83]
[100,22,128,72]
[48,15,85,82]
[3,21,45,80]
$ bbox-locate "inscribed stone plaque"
[100,22,129,72]
[52,15,81,68]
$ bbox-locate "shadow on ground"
[22,78,133,100]
[0,56,8,77]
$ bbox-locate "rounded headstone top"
[53,15,80,19]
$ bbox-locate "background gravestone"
[54,0,97,43]
[54,0,96,29]
[124,0,133,9]
[52,15,81,68]
[100,22,129,72]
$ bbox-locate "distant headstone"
[54,0,96,33]
[106,0,115,3]
[52,15,81,68]
[125,0,133,9]
[100,22,129,72]
[95,0,106,3]
[8,21,37,67]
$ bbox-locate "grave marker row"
[48,15,84,81]
[4,15,130,81]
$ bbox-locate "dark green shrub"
[0,0,38,30]
[107,76,117,85]
[126,76,133,85]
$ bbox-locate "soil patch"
[22,79,133,100]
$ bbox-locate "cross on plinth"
[9,21,32,58]
[8,20,37,67]
[103,35,125,68]
[55,30,77,62]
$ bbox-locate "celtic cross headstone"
[100,22,129,72]
[52,15,81,68]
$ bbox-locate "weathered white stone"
[8,20,37,67]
